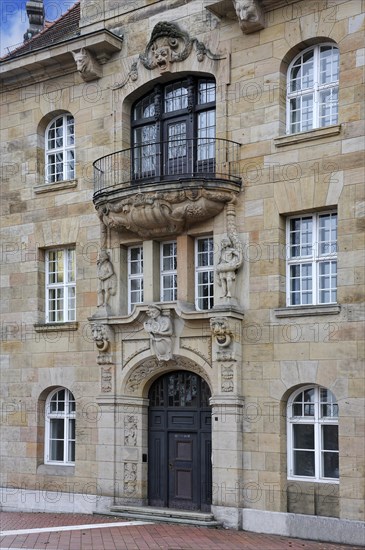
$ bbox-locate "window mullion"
[313,47,320,128]
[62,115,67,180]
[312,214,318,306]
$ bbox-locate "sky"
[0,0,76,57]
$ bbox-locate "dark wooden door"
[148,371,212,511]
[168,432,198,510]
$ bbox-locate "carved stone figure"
[216,236,242,298]
[144,305,173,361]
[71,48,102,81]
[232,0,265,33]
[92,323,112,352]
[210,317,232,348]
[97,250,117,308]
[216,201,243,301]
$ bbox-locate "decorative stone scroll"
[139,21,220,74]
[112,61,138,90]
[97,189,235,239]
[71,48,102,81]
[144,305,174,361]
[216,201,243,301]
[232,0,265,34]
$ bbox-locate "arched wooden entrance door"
[148,370,212,511]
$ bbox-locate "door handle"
[169,462,173,470]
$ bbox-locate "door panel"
[167,411,198,429]
[168,432,198,510]
[148,431,167,507]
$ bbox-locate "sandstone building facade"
[0,0,364,544]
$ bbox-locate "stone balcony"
[93,138,241,238]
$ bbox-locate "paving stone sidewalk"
[0,512,363,550]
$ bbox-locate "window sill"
[287,476,339,484]
[274,125,341,148]
[274,305,341,318]
[34,179,78,194]
[34,322,79,332]
[37,464,75,476]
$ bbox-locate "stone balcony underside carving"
[93,138,241,238]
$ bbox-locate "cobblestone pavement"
[0,512,363,550]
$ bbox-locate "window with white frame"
[45,114,75,183]
[195,237,214,310]
[128,245,144,312]
[45,388,75,464]
[160,241,177,301]
[46,248,76,322]
[287,386,339,481]
[287,211,337,306]
[287,44,339,134]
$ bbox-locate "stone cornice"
[0,30,123,88]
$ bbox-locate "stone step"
[99,505,221,528]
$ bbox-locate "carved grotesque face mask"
[154,46,169,70]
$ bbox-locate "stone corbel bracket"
[232,0,265,33]
[72,48,102,81]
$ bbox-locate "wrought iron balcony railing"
[93,138,241,197]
